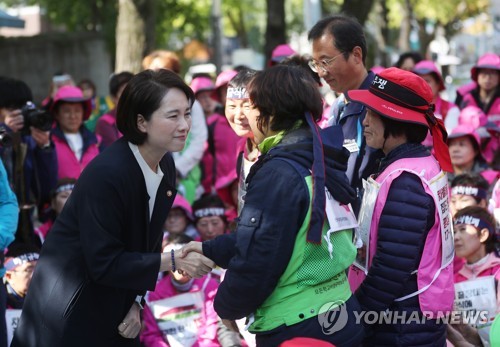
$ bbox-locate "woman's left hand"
[118,302,142,339]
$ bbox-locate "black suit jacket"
[12,137,177,347]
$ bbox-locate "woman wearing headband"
[450,206,499,346]
[346,67,455,346]
[182,65,361,346]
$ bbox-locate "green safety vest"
[249,175,355,333]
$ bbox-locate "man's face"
[6,261,37,297]
[311,33,356,94]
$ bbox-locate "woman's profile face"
[247,102,267,144]
[420,73,440,98]
[139,88,191,154]
[362,109,386,150]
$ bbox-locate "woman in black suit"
[12,69,215,347]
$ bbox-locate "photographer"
[0,76,57,247]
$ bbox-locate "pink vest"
[141,275,221,347]
[201,113,240,192]
[349,156,454,316]
[53,135,100,179]
[462,93,500,125]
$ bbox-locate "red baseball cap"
[346,67,453,172]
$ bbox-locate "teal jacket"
[0,160,18,276]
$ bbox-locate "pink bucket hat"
[171,194,193,221]
[370,66,385,75]
[413,60,445,91]
[458,106,487,128]
[211,70,238,102]
[50,86,92,120]
[190,76,215,95]
[471,53,500,82]
[448,124,481,149]
[269,44,296,65]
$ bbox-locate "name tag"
[343,139,359,153]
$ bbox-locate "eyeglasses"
[308,52,345,73]
[12,267,35,275]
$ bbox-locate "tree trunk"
[227,8,248,48]
[417,19,435,58]
[115,0,145,73]
[340,0,375,26]
[264,0,286,65]
[398,0,412,53]
[142,0,156,56]
[379,0,391,67]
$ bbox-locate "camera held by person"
[20,102,52,136]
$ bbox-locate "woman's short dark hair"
[78,79,96,96]
[451,173,490,204]
[228,68,258,89]
[247,65,323,133]
[280,54,321,85]
[394,51,423,69]
[454,205,497,254]
[109,72,134,97]
[308,14,367,64]
[379,115,428,144]
[116,69,194,145]
[166,233,194,246]
[192,194,227,224]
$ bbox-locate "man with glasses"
[309,14,382,215]
[4,244,39,310]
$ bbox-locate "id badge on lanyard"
[324,187,358,259]
[353,177,380,274]
[325,188,358,233]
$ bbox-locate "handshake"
[164,241,215,279]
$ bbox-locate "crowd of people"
[0,13,498,347]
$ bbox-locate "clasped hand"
[174,241,214,278]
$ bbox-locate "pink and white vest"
[349,156,455,316]
[53,135,99,180]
